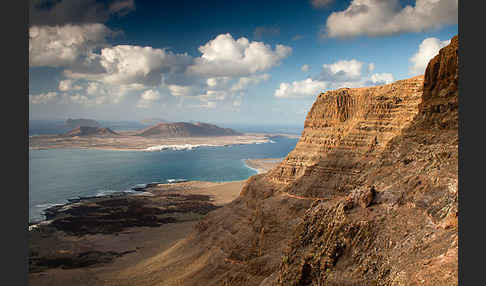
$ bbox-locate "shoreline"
[29,180,224,225]
[29,179,248,281]
[29,157,283,224]
[29,133,300,152]
[28,158,283,284]
[29,133,286,152]
[243,157,283,174]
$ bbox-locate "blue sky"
[29,0,458,125]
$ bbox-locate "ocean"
[29,136,298,222]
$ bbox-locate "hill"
[64,126,119,137]
[135,122,242,137]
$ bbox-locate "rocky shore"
[28,179,246,284]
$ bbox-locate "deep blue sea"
[29,136,298,222]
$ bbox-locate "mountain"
[140,118,169,125]
[130,35,458,285]
[135,122,242,137]
[65,118,100,129]
[273,35,458,285]
[64,126,119,137]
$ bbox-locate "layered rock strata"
[275,35,458,286]
[268,76,424,197]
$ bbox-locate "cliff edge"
[115,35,458,286]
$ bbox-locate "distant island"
[135,122,242,137]
[29,121,287,151]
[65,118,100,129]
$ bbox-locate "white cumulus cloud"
[230,74,270,92]
[137,89,161,108]
[276,59,397,98]
[409,37,450,75]
[29,23,112,67]
[206,77,231,89]
[29,91,96,105]
[58,79,82,91]
[31,30,290,110]
[29,92,60,104]
[168,85,201,97]
[188,33,291,77]
[301,64,310,72]
[369,73,394,85]
[65,45,192,87]
[325,0,458,38]
[321,59,363,80]
[274,78,328,98]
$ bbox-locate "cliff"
[135,122,242,137]
[267,75,424,197]
[274,35,458,286]
[114,36,458,286]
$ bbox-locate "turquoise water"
[29,136,298,222]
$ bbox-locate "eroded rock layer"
[276,35,458,286]
[268,76,424,197]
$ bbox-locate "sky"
[29,0,458,125]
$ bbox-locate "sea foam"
[144,144,216,152]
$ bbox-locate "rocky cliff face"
[275,35,458,286]
[119,36,458,286]
[267,76,424,198]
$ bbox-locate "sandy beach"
[244,157,283,174]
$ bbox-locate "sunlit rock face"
[267,75,424,197]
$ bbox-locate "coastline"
[29,133,278,152]
[29,157,283,225]
[28,158,284,284]
[29,179,247,283]
[244,157,283,174]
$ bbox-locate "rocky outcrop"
[29,192,220,272]
[135,122,242,137]
[415,35,459,131]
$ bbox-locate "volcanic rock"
[64,126,119,137]
[135,121,242,137]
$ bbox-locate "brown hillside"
[135,122,242,137]
[64,126,119,137]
